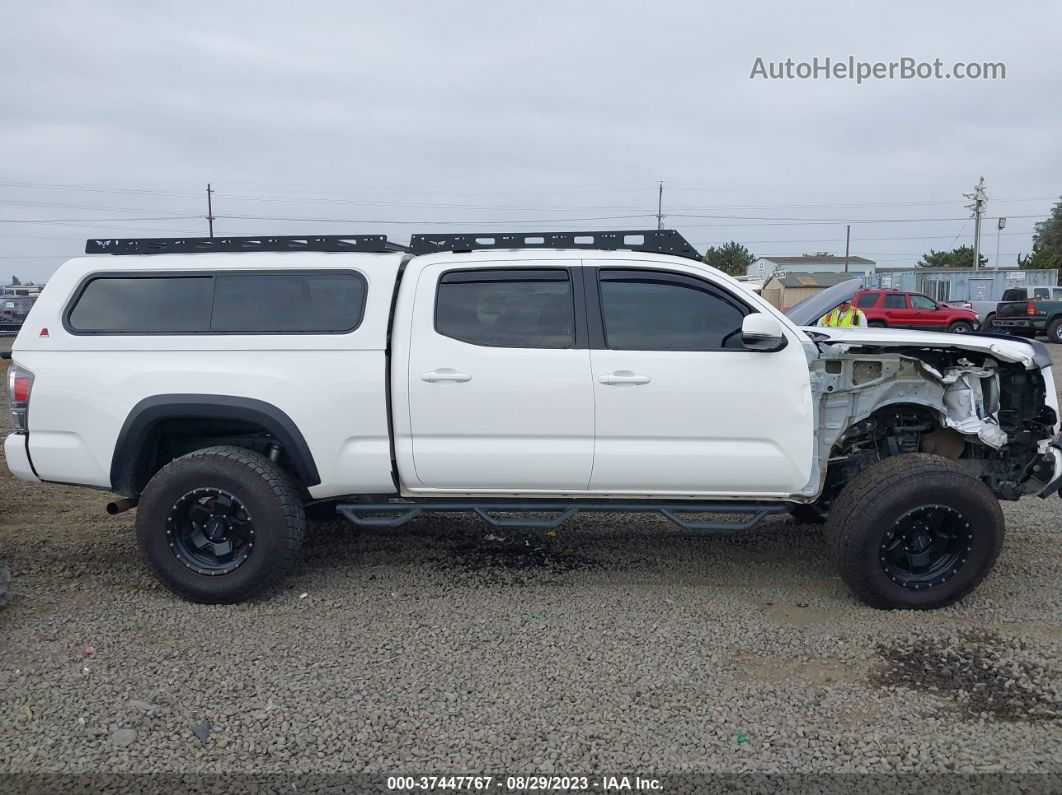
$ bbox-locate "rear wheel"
[947,321,974,334]
[979,313,995,332]
[136,446,305,603]
[826,454,1004,609]
[1047,318,1062,344]
[868,320,886,328]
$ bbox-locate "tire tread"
[136,445,305,603]
[825,453,1004,609]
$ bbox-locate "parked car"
[5,232,1060,610]
[853,290,980,333]
[989,287,1062,344]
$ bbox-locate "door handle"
[598,371,651,385]
[421,369,472,383]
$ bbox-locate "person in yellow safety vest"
[817,298,868,328]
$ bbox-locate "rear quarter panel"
[14,253,404,498]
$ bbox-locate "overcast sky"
[2,0,1060,282]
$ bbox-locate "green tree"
[704,241,755,276]
[1020,197,1062,274]
[917,245,987,269]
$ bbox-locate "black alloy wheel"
[879,504,971,590]
[826,453,1004,609]
[168,488,255,576]
[136,446,304,603]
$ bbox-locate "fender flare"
[110,394,320,496]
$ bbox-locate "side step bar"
[336,500,792,533]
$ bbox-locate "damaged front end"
[806,338,1060,505]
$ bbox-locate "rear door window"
[882,293,907,309]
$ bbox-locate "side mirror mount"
[741,313,788,352]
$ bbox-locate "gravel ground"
[0,337,1060,788]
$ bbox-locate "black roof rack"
[408,229,701,261]
[84,234,407,256]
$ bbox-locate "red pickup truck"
[853,290,979,334]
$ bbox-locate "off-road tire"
[136,446,305,603]
[947,321,974,334]
[826,453,1004,609]
[1047,318,1062,344]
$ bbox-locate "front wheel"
[979,313,995,332]
[947,321,974,334]
[826,454,1004,609]
[136,446,305,603]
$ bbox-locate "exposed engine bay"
[806,340,1059,505]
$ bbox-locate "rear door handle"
[598,371,651,385]
[421,369,472,383]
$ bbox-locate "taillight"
[1027,302,1036,316]
[7,365,33,431]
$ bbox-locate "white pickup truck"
[5,231,1061,608]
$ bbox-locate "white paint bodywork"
[3,432,36,481]
[399,257,596,491]
[6,248,1059,501]
[10,253,403,498]
[391,250,815,498]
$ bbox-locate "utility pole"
[206,183,216,238]
[656,181,664,230]
[996,217,1006,269]
[964,177,987,270]
[843,224,851,273]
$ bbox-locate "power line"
[202,193,1062,212]
[2,179,1055,211]
[0,216,202,224]
[705,230,1036,246]
[678,214,1043,228]
[0,199,198,215]
[216,213,655,225]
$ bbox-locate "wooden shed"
[760,272,861,310]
